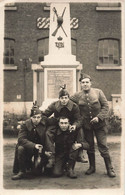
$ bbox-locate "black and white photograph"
[1,0,125,194]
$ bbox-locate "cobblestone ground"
[3,136,121,190]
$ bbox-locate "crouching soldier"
[12,106,49,180]
[52,116,89,179]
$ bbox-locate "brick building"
[3,2,122,116]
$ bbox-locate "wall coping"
[96,66,122,70]
[3,65,18,70]
[96,7,121,11]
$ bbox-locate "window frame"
[97,38,122,70]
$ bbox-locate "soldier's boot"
[11,146,26,180]
[85,153,96,175]
[67,161,77,179]
[104,157,116,177]
[11,171,25,180]
[46,154,55,169]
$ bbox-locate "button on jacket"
[43,99,82,129]
[70,88,109,130]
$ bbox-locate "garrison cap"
[59,84,69,98]
[79,73,91,82]
[30,102,42,117]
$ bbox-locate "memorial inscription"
[47,69,73,98]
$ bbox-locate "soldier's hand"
[35,144,43,153]
[69,125,76,132]
[90,117,99,124]
[45,151,52,157]
[72,142,82,150]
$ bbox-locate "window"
[37,38,49,62]
[98,39,120,66]
[71,39,77,55]
[4,38,15,65]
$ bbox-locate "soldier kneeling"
[52,116,89,179]
[11,105,51,180]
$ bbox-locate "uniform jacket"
[43,99,82,129]
[18,116,48,154]
[54,127,89,155]
[70,88,109,130]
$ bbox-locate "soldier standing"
[70,73,116,177]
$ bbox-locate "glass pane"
[99,40,103,48]
[114,40,118,49]
[10,48,14,56]
[103,40,108,56]
[114,57,119,64]
[109,40,113,49]
[103,48,108,56]
[4,57,9,64]
[114,49,118,56]
[10,58,14,64]
[109,56,113,64]
[5,40,9,48]
[99,57,103,64]
[109,48,113,56]
[99,48,103,57]
[103,57,109,64]
[44,38,49,55]
[4,49,9,56]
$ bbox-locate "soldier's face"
[59,95,69,106]
[80,78,91,91]
[31,114,42,125]
[59,118,69,131]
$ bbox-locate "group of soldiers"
[11,73,116,180]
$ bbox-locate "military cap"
[79,73,91,82]
[30,102,42,117]
[59,84,69,98]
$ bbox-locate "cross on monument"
[41,3,81,66]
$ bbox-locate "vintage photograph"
[2,0,124,194]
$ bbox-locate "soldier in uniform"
[11,105,50,180]
[43,86,88,168]
[52,116,89,178]
[70,73,116,177]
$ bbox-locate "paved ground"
[3,135,121,190]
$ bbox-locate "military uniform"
[70,88,109,156]
[53,126,89,177]
[12,116,49,179]
[43,99,82,153]
[70,73,116,177]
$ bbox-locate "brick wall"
[4,3,121,102]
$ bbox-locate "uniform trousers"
[84,125,110,158]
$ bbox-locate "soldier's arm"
[97,89,109,120]
[70,93,79,105]
[18,124,35,153]
[72,104,82,129]
[42,103,55,117]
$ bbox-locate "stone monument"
[32,3,82,109]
